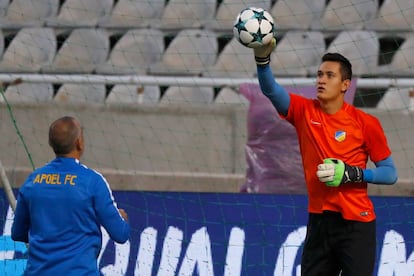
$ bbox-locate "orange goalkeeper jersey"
[283,93,391,222]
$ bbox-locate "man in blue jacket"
[12,116,130,275]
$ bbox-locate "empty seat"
[0,0,59,29]
[205,0,272,32]
[365,0,414,32]
[312,0,378,31]
[270,31,326,77]
[154,0,216,30]
[374,35,414,77]
[43,28,109,73]
[160,86,214,105]
[377,87,414,112]
[323,31,379,76]
[148,29,217,76]
[99,0,165,29]
[0,83,54,103]
[204,37,256,78]
[106,85,160,105]
[96,28,164,75]
[215,87,249,105]
[270,0,325,31]
[0,28,56,73]
[54,84,106,103]
[46,0,113,28]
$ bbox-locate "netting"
[0,0,414,275]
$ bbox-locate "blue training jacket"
[11,157,130,276]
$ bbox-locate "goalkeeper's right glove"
[254,38,276,66]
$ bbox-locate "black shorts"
[301,211,376,276]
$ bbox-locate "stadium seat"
[204,37,256,78]
[160,86,215,105]
[365,0,414,32]
[0,28,56,73]
[270,31,326,77]
[106,85,161,105]
[96,28,164,75]
[377,87,414,112]
[148,29,217,76]
[99,0,165,29]
[154,0,216,30]
[322,31,379,76]
[312,0,378,31]
[45,0,113,28]
[0,0,59,29]
[42,28,109,73]
[0,83,54,103]
[54,84,106,103]
[374,34,414,77]
[205,0,272,33]
[270,0,326,31]
[215,87,249,105]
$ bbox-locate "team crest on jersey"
[334,130,346,142]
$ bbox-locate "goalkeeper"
[254,40,397,275]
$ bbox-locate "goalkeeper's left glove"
[316,158,363,187]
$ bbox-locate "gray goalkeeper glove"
[254,38,276,66]
[316,158,363,187]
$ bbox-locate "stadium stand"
[0,83,54,103]
[0,0,59,29]
[0,27,56,73]
[365,0,414,32]
[42,28,109,73]
[106,85,161,105]
[374,34,414,76]
[148,29,218,76]
[155,0,217,31]
[312,0,378,31]
[99,0,165,29]
[95,28,164,75]
[45,0,113,28]
[377,87,414,113]
[160,86,215,105]
[270,0,325,31]
[54,83,106,103]
[204,37,256,78]
[322,30,379,76]
[205,0,272,33]
[269,31,326,77]
[215,86,249,105]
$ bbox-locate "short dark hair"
[48,116,81,155]
[321,53,352,81]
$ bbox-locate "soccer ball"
[233,7,275,49]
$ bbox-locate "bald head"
[48,116,83,156]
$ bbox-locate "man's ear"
[341,79,351,93]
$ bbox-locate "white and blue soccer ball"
[233,7,275,49]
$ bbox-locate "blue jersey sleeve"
[11,188,30,243]
[92,174,130,243]
[363,156,398,185]
[257,64,290,116]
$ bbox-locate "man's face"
[316,61,350,102]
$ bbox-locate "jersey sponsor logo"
[334,130,346,142]
[33,173,77,185]
[310,119,321,126]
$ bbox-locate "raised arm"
[254,38,290,117]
